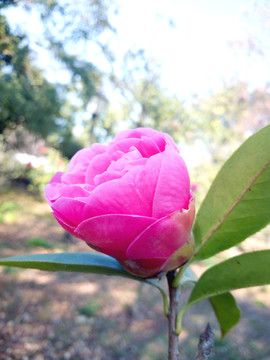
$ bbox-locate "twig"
[193,323,215,360]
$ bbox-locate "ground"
[0,188,269,360]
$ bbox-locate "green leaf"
[188,250,270,305]
[209,292,241,338]
[0,252,169,315]
[176,250,270,335]
[0,252,130,276]
[193,125,270,260]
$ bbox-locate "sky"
[107,0,269,99]
[4,0,270,102]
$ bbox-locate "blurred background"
[0,1,269,359]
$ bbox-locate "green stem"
[176,306,187,335]
[147,279,169,316]
[172,265,186,288]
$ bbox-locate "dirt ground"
[0,188,269,360]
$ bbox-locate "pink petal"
[108,138,143,154]
[112,128,145,141]
[52,211,77,236]
[45,183,91,204]
[113,128,168,152]
[107,147,142,172]
[139,136,162,157]
[93,171,123,186]
[126,198,195,260]
[52,197,86,227]
[92,158,146,186]
[85,152,122,185]
[121,153,162,214]
[160,236,195,273]
[62,164,86,184]
[83,180,152,218]
[75,214,156,259]
[68,144,106,171]
[114,127,161,141]
[152,145,191,218]
[163,133,180,152]
[48,171,64,184]
[109,137,161,158]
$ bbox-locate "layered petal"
[85,152,114,185]
[92,147,147,186]
[126,197,195,260]
[120,235,194,278]
[121,153,162,215]
[152,145,191,218]
[75,214,156,259]
[48,171,64,184]
[108,137,161,158]
[62,164,87,185]
[68,144,106,171]
[83,180,152,218]
[52,211,77,236]
[161,236,195,273]
[113,127,166,151]
[51,197,86,227]
[45,183,92,204]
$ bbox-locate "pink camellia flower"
[45,128,195,278]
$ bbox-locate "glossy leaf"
[0,252,169,315]
[193,125,270,260]
[176,250,270,335]
[0,252,132,276]
[209,292,241,338]
[188,250,270,305]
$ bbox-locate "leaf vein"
[196,158,270,254]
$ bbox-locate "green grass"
[77,301,102,317]
[26,237,55,249]
[0,241,14,249]
[3,266,19,274]
[0,201,22,223]
[253,300,267,309]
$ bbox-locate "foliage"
[0,15,61,137]
[193,124,270,259]
[1,0,116,157]
[0,200,21,224]
[0,127,68,194]
[0,140,26,187]
[29,0,115,44]
[26,147,68,194]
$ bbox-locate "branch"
[193,323,215,360]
